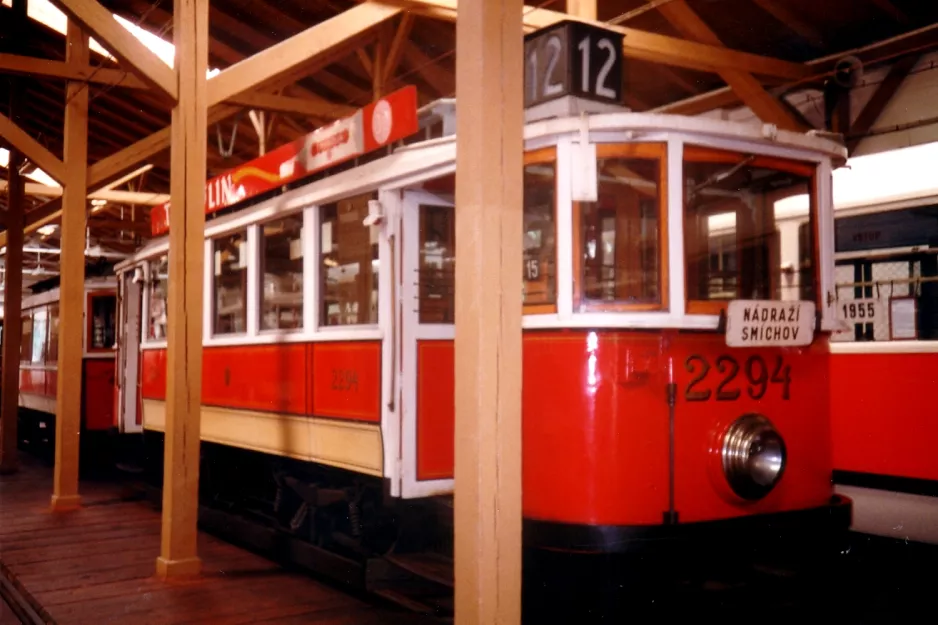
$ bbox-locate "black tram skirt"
[524,494,853,556]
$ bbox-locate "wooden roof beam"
[48,0,177,102]
[0,112,66,184]
[0,53,146,89]
[0,54,354,118]
[0,180,168,205]
[401,44,454,96]
[846,54,919,154]
[656,23,938,117]
[749,0,825,50]
[208,2,401,107]
[567,0,596,20]
[383,0,812,80]
[384,14,415,85]
[652,0,806,132]
[227,92,356,120]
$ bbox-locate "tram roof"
[1,0,937,290]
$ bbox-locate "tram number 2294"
[684,354,791,401]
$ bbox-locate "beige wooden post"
[51,20,90,512]
[453,0,524,623]
[568,0,597,20]
[0,0,27,477]
[156,0,208,579]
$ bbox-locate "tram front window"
[683,146,815,312]
[577,143,666,310]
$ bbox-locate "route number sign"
[523,20,625,109]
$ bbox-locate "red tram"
[111,84,850,561]
[1,277,119,456]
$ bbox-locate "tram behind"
[112,85,850,561]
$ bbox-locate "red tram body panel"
[831,350,938,483]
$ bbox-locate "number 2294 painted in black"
[684,354,791,401]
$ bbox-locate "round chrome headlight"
[721,414,786,500]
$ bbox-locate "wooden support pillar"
[0,159,24,476]
[568,0,597,20]
[0,0,28,476]
[157,0,207,580]
[50,20,90,512]
[454,0,524,623]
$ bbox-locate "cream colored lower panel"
[19,393,56,414]
[142,400,383,477]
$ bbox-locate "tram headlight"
[721,414,786,500]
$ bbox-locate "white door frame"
[399,189,456,499]
[117,270,144,434]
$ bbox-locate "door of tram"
[115,269,144,434]
[399,189,456,498]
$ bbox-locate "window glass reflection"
[213,231,248,334]
[260,215,304,331]
[320,193,379,326]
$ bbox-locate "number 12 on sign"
[523,20,624,109]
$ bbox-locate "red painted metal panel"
[831,351,938,481]
[310,342,382,423]
[522,331,670,526]
[668,333,832,524]
[522,330,833,527]
[19,368,47,396]
[141,349,167,400]
[45,370,57,398]
[84,359,116,431]
[202,344,308,415]
[416,340,455,481]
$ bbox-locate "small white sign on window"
[725,300,816,347]
[890,297,917,340]
[322,222,333,254]
[290,237,303,260]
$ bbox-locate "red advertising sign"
[151,85,419,236]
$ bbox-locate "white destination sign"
[726,300,816,347]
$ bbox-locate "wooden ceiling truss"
[0,0,935,267]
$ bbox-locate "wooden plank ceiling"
[1,0,937,285]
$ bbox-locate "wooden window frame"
[523,146,559,316]
[572,142,670,313]
[682,145,818,316]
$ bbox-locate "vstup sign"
[151,85,419,236]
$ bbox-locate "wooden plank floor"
[0,454,437,625]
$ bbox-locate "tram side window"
[419,204,456,323]
[523,161,557,308]
[20,313,33,363]
[47,304,60,363]
[260,214,304,331]
[578,146,664,308]
[213,231,249,334]
[320,192,379,326]
[683,147,814,310]
[89,295,117,350]
[148,256,169,341]
[29,307,48,363]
